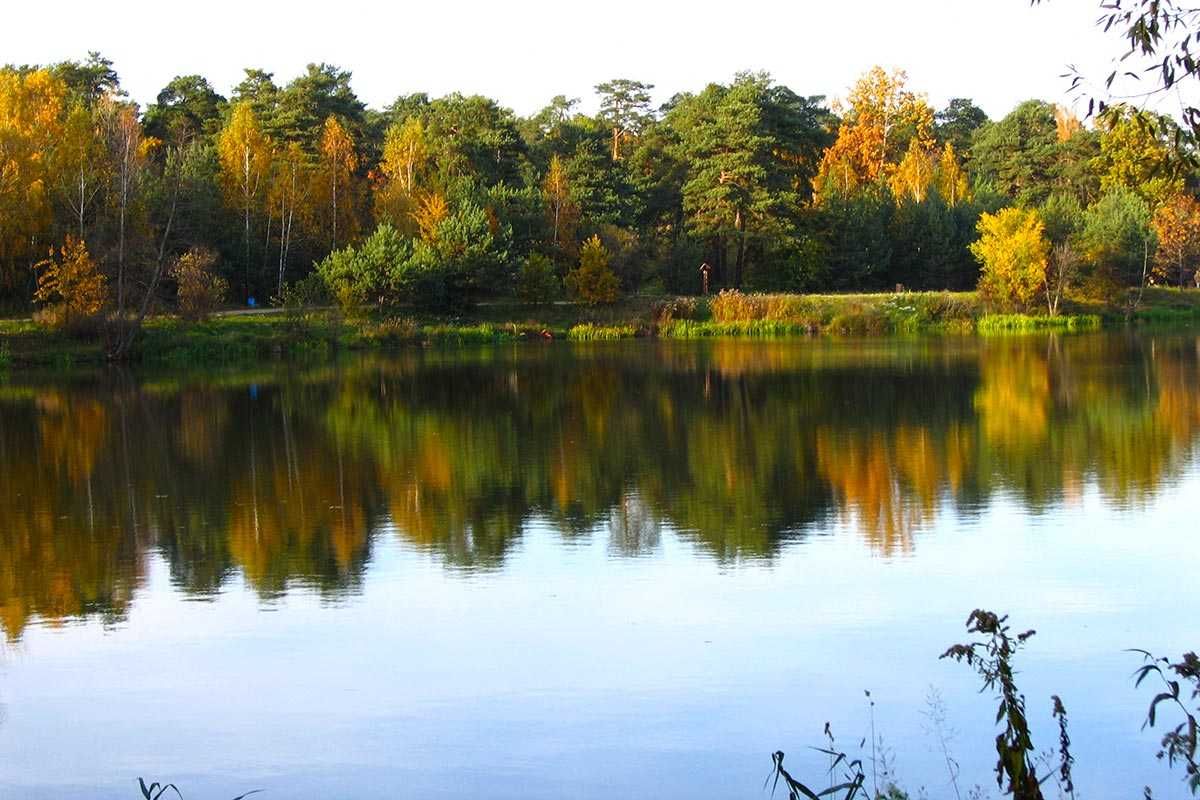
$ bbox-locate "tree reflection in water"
[0,333,1197,640]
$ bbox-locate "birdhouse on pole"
[699,262,713,295]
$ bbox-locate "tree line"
[3,53,1200,327]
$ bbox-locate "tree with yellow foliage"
[542,154,578,255]
[319,115,357,250]
[33,236,107,329]
[414,192,449,242]
[382,117,426,196]
[1096,106,1184,207]
[0,69,67,291]
[565,235,619,304]
[374,116,427,232]
[1152,193,1200,287]
[218,101,272,299]
[890,139,935,203]
[268,141,312,298]
[970,208,1050,311]
[814,66,934,198]
[933,142,970,206]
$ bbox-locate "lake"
[0,333,1197,799]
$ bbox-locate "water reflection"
[1,333,1197,641]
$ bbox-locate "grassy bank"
[2,289,1197,367]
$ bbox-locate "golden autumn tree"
[814,66,934,198]
[542,154,579,255]
[414,191,449,242]
[933,142,970,206]
[889,138,935,202]
[319,115,358,250]
[268,141,312,297]
[970,208,1050,310]
[0,68,66,291]
[218,101,272,299]
[375,117,428,232]
[1152,193,1200,287]
[33,236,107,329]
[383,117,426,196]
[1054,105,1083,142]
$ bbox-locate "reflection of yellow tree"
[973,345,1050,453]
[0,393,140,641]
[175,391,230,465]
[816,426,951,556]
[226,436,371,594]
[36,391,108,485]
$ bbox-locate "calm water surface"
[0,334,1197,798]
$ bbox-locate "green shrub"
[565,236,620,305]
[516,253,561,304]
[170,247,228,322]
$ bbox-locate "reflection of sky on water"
[2,464,1196,800]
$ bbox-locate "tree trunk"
[332,173,338,251]
[733,210,747,289]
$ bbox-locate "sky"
[0,0,1121,119]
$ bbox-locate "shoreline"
[2,289,1198,369]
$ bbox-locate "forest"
[2,53,1200,332]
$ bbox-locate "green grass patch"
[1131,306,1200,326]
[660,319,815,338]
[977,313,1102,334]
[566,323,641,340]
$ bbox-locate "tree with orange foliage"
[814,67,934,199]
[542,154,578,255]
[0,69,66,291]
[33,236,107,329]
[1152,193,1200,287]
[414,192,449,242]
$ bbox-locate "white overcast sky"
[1,0,1122,119]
